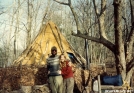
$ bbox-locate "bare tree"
[0,2,4,15]
[41,0,50,25]
[13,0,21,60]
[93,0,107,39]
[125,0,134,82]
[26,0,32,47]
[54,0,134,84]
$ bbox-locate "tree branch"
[122,16,129,41]
[72,32,115,52]
[42,0,50,25]
[126,57,134,72]
[53,0,69,5]
[93,0,107,39]
[125,0,134,62]
[128,0,134,43]
[54,0,81,31]
[0,11,5,15]
[99,1,106,17]
[93,0,99,17]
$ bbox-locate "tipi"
[12,21,90,93]
[13,21,85,66]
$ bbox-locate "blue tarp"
[101,75,123,86]
[67,52,78,63]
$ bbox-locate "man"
[47,46,63,93]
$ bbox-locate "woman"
[59,54,74,93]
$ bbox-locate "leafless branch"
[93,0,99,17]
[54,0,80,31]
[127,57,134,72]
[42,0,50,25]
[0,11,5,15]
[99,4,106,17]
[125,0,134,64]
[53,0,69,6]
[72,32,115,52]
[128,0,134,43]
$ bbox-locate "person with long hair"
[59,54,74,93]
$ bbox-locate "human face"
[51,49,57,56]
[60,55,65,62]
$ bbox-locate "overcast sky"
[0,0,50,50]
[0,0,26,50]
[0,0,72,50]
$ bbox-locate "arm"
[47,62,50,74]
[61,61,73,76]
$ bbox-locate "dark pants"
[63,77,74,93]
[48,76,63,93]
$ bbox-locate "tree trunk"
[14,0,20,60]
[125,70,133,84]
[113,0,126,80]
[26,0,32,47]
[93,0,107,39]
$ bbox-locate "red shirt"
[61,61,74,79]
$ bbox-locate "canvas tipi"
[13,21,85,66]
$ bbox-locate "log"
[32,84,50,93]
[101,85,114,89]
[21,86,32,93]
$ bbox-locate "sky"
[0,1,13,42]
[0,0,13,10]
[0,0,72,64]
[0,0,53,50]
[0,0,27,50]
[0,0,73,51]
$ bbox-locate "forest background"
[0,0,134,84]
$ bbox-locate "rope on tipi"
[48,23,64,53]
[38,40,49,65]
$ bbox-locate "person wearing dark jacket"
[47,46,63,93]
[59,54,74,93]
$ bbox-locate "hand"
[57,70,61,74]
[68,62,72,66]
[48,71,50,74]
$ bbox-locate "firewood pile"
[19,66,35,86]
[73,67,91,92]
[90,63,106,77]
[0,64,106,92]
[34,66,48,85]
[0,66,48,91]
[73,63,107,92]
[0,67,20,91]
